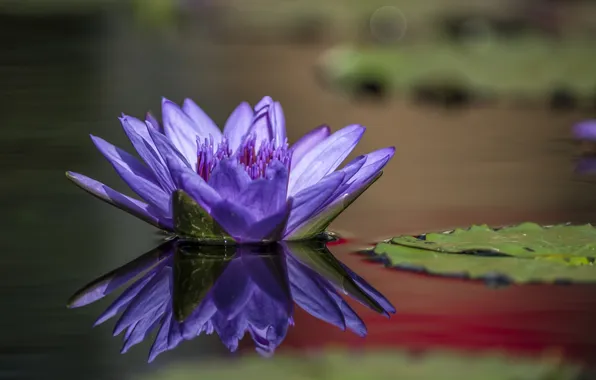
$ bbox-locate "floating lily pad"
[371,223,596,284]
[140,350,585,380]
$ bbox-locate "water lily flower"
[67,239,395,361]
[66,96,394,243]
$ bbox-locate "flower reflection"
[68,238,395,361]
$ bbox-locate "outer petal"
[65,172,170,230]
[339,263,396,314]
[145,112,162,133]
[325,289,367,337]
[67,240,174,308]
[147,124,193,170]
[289,125,331,170]
[148,311,184,362]
[283,170,344,236]
[573,120,596,141]
[288,124,365,196]
[162,98,202,167]
[286,171,383,240]
[181,298,218,340]
[113,266,172,336]
[94,270,158,326]
[121,305,164,353]
[91,135,171,216]
[286,255,346,330]
[223,102,253,153]
[318,147,394,213]
[182,98,223,143]
[345,147,395,188]
[120,116,175,193]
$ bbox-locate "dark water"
[2,9,596,380]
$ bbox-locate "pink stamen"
[196,135,291,181]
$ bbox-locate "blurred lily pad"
[140,350,585,380]
[371,223,596,284]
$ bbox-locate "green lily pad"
[139,350,586,380]
[372,223,596,284]
[172,190,235,244]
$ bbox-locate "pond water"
[2,9,596,380]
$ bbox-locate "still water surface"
[2,11,596,380]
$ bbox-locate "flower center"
[196,135,291,181]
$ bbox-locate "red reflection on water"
[280,244,596,366]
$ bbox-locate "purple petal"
[65,172,170,230]
[249,97,273,143]
[223,102,253,153]
[146,112,162,133]
[147,122,193,170]
[148,123,223,213]
[211,260,253,319]
[121,305,165,353]
[182,98,223,143]
[346,147,395,187]
[120,116,175,193]
[148,312,180,363]
[90,135,158,187]
[182,298,217,339]
[209,200,255,241]
[325,290,367,337]
[172,170,221,213]
[67,241,174,308]
[241,248,293,316]
[243,202,291,242]
[113,266,172,336]
[253,97,286,146]
[236,160,288,219]
[244,290,292,337]
[91,135,171,216]
[208,159,251,200]
[162,98,202,167]
[94,270,158,326]
[318,148,394,213]
[340,263,396,314]
[290,125,331,170]
[573,120,596,141]
[286,256,346,330]
[212,312,248,352]
[286,171,383,240]
[288,124,365,196]
[283,170,344,237]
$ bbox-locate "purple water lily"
[66,96,394,243]
[67,239,395,361]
